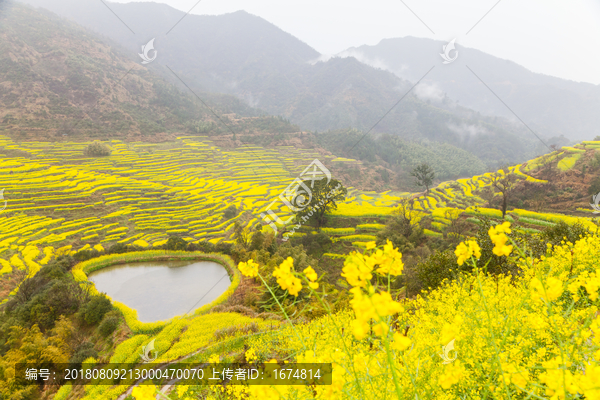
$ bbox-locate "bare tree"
[394,199,420,233]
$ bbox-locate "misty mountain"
[17,0,320,110]
[341,36,600,141]
[13,0,555,168]
[0,1,298,140]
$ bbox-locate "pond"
[88,260,231,322]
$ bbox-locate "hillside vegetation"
[16,0,554,170]
[0,135,600,399]
[1,2,600,399]
[0,2,298,140]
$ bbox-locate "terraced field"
[0,136,371,278]
[3,137,597,287]
[3,137,600,399]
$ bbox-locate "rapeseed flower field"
[2,136,600,399]
[198,223,600,400]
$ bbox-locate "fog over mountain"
[12,0,595,171]
[339,37,600,141]
[19,0,598,145]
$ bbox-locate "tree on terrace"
[411,163,435,194]
[294,179,347,229]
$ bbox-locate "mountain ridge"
[0,1,301,140]
[8,0,559,169]
[344,36,600,141]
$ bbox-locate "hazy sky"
[109,0,600,85]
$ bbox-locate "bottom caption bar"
[14,363,332,386]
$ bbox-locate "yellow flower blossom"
[349,287,404,339]
[246,347,258,363]
[247,385,282,400]
[391,332,412,351]
[438,360,464,389]
[531,277,563,302]
[454,240,481,266]
[501,363,529,388]
[538,357,578,400]
[341,252,374,287]
[176,384,190,397]
[303,266,318,282]
[238,259,259,277]
[488,221,513,257]
[273,257,302,296]
[374,240,404,276]
[132,384,156,400]
[577,364,600,400]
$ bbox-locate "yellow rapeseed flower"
[577,364,600,399]
[176,384,190,397]
[391,332,412,351]
[238,259,259,277]
[438,360,464,389]
[454,240,481,266]
[245,347,258,363]
[247,385,282,400]
[349,287,404,339]
[132,384,157,400]
[303,266,318,282]
[374,240,404,276]
[273,257,302,296]
[489,221,513,257]
[531,277,563,302]
[501,363,529,388]
[341,252,373,287]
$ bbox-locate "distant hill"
[343,36,600,141]
[10,0,568,170]
[17,0,321,109]
[0,1,298,140]
[17,0,558,170]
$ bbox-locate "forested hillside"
[0,2,299,140]
[348,36,600,141]
[18,0,555,170]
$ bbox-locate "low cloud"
[414,82,445,102]
[447,122,487,138]
[308,49,408,78]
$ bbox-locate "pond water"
[88,260,231,322]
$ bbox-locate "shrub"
[79,295,113,325]
[107,243,129,254]
[292,231,332,256]
[215,242,233,255]
[98,313,120,337]
[377,213,426,252]
[223,204,238,220]
[83,141,111,157]
[588,175,600,196]
[106,243,144,254]
[73,248,100,262]
[68,342,98,370]
[540,220,590,245]
[192,240,216,253]
[163,235,187,251]
[415,249,458,292]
